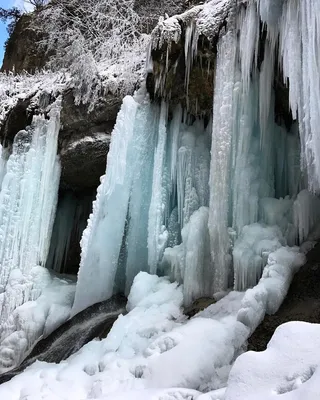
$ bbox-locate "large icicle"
[72,96,139,315]
[124,101,158,294]
[147,101,169,274]
[162,206,212,306]
[0,99,61,322]
[208,26,237,292]
[278,0,320,192]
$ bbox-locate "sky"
[0,0,33,66]
[0,0,10,65]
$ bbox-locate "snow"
[226,321,320,400]
[0,269,75,374]
[0,252,308,399]
[0,72,68,126]
[61,133,111,154]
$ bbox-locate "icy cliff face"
[73,0,320,313]
[0,98,75,372]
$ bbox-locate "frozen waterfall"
[0,99,61,323]
[73,0,320,313]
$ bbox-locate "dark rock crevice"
[248,243,320,352]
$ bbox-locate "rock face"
[0,87,120,192]
[1,1,196,74]
[0,294,127,383]
[1,13,50,73]
[134,0,201,33]
[0,1,203,193]
[59,89,119,191]
[148,0,292,126]
[248,243,320,352]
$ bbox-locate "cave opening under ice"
[45,189,95,275]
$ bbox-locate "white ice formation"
[72,0,320,314]
[0,99,68,372]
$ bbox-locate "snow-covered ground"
[226,321,320,400]
[0,244,308,400]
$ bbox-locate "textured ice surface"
[0,269,75,373]
[73,96,139,315]
[0,100,61,320]
[208,25,237,293]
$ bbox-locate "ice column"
[0,99,61,320]
[278,0,320,192]
[148,101,169,274]
[208,26,237,292]
[72,96,139,315]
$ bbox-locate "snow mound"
[226,321,320,400]
[0,247,307,399]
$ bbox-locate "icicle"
[168,105,182,195]
[231,76,260,236]
[259,41,276,147]
[239,1,260,93]
[277,0,320,192]
[184,21,199,105]
[208,26,237,293]
[293,189,320,245]
[0,99,61,321]
[0,146,9,190]
[177,129,196,226]
[124,102,158,294]
[279,0,301,120]
[72,96,139,316]
[233,224,285,291]
[147,101,169,274]
[162,207,212,306]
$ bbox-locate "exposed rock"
[1,1,199,74]
[0,95,35,146]
[0,87,118,192]
[149,0,234,117]
[184,297,216,318]
[248,243,320,352]
[0,1,205,193]
[0,294,127,383]
[60,133,111,191]
[1,13,50,73]
[58,89,119,191]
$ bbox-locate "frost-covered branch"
[36,0,149,108]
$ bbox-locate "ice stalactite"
[0,99,61,322]
[74,0,320,310]
[72,96,139,316]
[74,91,212,312]
[148,101,169,274]
[278,0,320,192]
[0,146,9,190]
[208,25,237,292]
